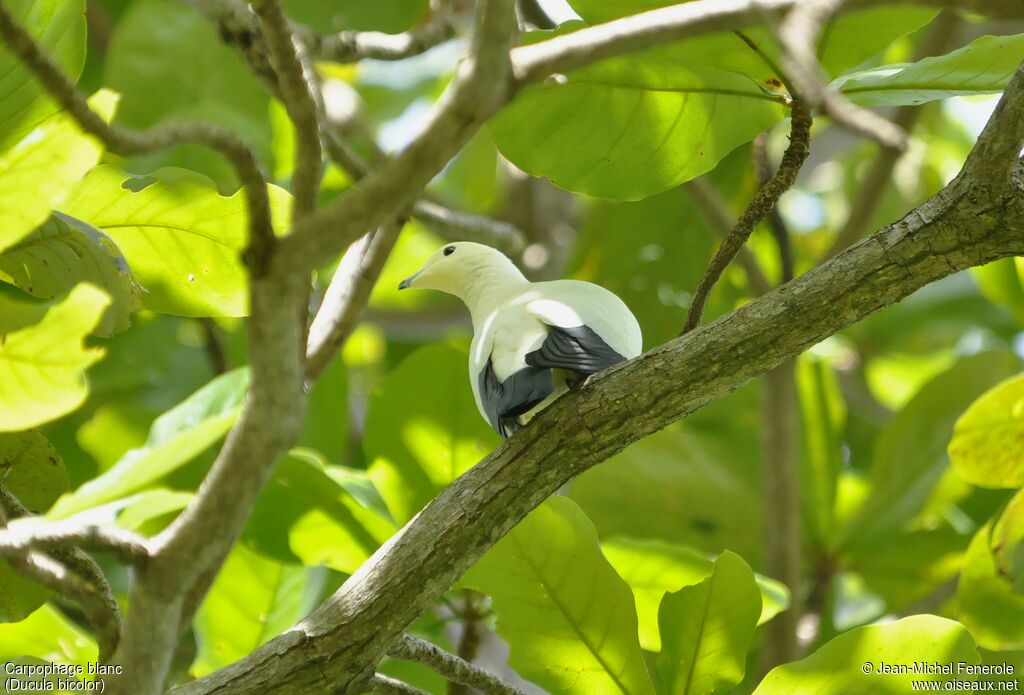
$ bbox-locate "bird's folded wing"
[524,323,627,376]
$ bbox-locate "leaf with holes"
[462,496,655,695]
[655,551,761,695]
[0,284,108,431]
[60,165,291,317]
[0,0,86,154]
[0,212,144,336]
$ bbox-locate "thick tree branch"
[390,635,525,695]
[251,0,323,219]
[175,63,1024,695]
[0,0,275,269]
[306,222,403,380]
[683,101,812,333]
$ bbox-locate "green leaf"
[191,543,307,677]
[490,63,785,200]
[116,488,194,535]
[48,368,250,518]
[244,449,394,573]
[949,372,1024,489]
[655,551,761,695]
[754,615,980,694]
[0,283,109,432]
[0,90,117,252]
[0,212,144,336]
[957,516,1024,651]
[60,166,290,317]
[837,34,1024,107]
[367,343,499,524]
[0,289,48,334]
[462,497,655,695]
[797,355,846,551]
[974,258,1024,326]
[0,604,96,666]
[103,0,271,185]
[839,353,1020,549]
[603,538,789,652]
[569,425,763,563]
[0,431,69,622]
[0,0,86,154]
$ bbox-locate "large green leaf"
[244,449,394,573]
[0,0,86,154]
[60,166,290,317]
[0,91,116,252]
[837,34,1024,107]
[839,353,1020,549]
[797,355,845,551]
[103,0,271,185]
[490,63,785,200]
[603,538,788,652]
[754,615,980,694]
[192,543,308,677]
[462,497,655,695]
[0,212,144,336]
[949,372,1024,489]
[367,343,499,524]
[0,431,69,622]
[569,425,763,562]
[0,604,96,666]
[48,368,250,518]
[0,284,109,432]
[655,551,761,695]
[957,514,1024,651]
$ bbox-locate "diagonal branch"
[305,222,404,380]
[370,674,431,695]
[683,100,812,333]
[0,0,274,269]
[174,62,1024,695]
[389,635,526,695]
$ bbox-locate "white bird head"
[398,241,525,300]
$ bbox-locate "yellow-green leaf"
[949,372,1024,488]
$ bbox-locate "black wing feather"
[525,324,627,377]
[478,360,553,439]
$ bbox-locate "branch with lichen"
[389,635,526,695]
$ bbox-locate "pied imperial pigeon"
[399,242,642,438]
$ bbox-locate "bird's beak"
[398,270,420,290]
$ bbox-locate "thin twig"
[305,222,404,380]
[683,101,812,333]
[251,0,323,219]
[0,0,275,271]
[752,133,794,283]
[371,673,431,695]
[778,0,906,150]
[199,318,230,375]
[683,180,773,296]
[413,199,526,253]
[305,0,455,63]
[390,635,526,695]
[0,518,150,566]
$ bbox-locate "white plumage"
[399,242,642,438]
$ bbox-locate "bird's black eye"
[443,246,456,256]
